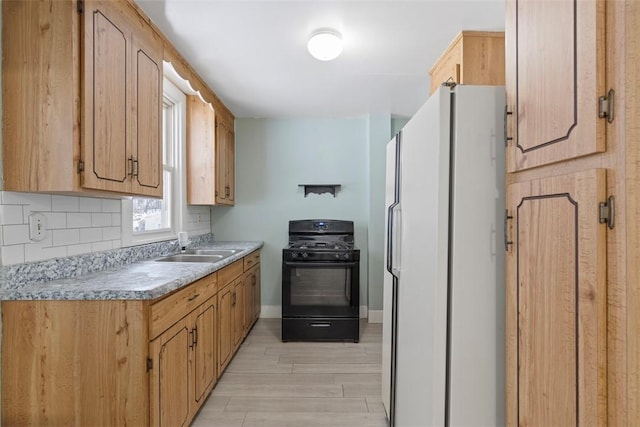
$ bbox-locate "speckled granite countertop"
[0,241,263,301]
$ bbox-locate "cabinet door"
[190,297,217,413]
[82,0,131,193]
[215,120,227,204]
[218,284,233,373]
[149,319,191,427]
[186,96,216,204]
[505,0,606,171]
[130,21,163,197]
[253,265,261,323]
[505,169,607,426]
[243,271,254,336]
[233,278,245,348]
[225,125,235,204]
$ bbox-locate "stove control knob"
[335,253,341,259]
[291,253,298,259]
[343,253,350,260]
[302,252,309,259]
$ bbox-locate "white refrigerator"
[382,85,505,426]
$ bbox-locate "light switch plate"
[29,213,47,241]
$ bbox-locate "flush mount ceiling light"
[307,29,343,61]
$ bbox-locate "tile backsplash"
[0,191,211,266]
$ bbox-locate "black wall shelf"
[298,184,341,197]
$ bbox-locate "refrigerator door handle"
[386,203,396,274]
[392,205,402,278]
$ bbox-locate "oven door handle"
[283,261,360,268]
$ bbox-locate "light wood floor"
[192,318,387,427]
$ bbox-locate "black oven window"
[289,266,352,306]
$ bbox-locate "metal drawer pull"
[188,293,200,302]
[310,322,331,328]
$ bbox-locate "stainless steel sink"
[182,249,242,256]
[155,254,224,263]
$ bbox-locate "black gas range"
[281,220,360,342]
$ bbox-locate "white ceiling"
[136,0,505,119]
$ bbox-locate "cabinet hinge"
[77,0,84,14]
[146,357,153,372]
[599,195,615,229]
[598,89,615,123]
[77,160,85,173]
[504,209,513,251]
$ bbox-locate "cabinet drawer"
[149,273,217,340]
[243,250,261,271]
[218,260,244,286]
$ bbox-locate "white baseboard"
[260,305,372,320]
[368,310,383,323]
[359,305,368,318]
[259,305,281,318]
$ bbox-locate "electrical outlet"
[29,213,47,242]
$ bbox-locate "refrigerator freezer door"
[448,86,505,426]
[394,87,451,427]
[382,135,399,418]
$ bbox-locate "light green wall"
[212,118,370,310]
[391,117,410,138]
[367,115,391,311]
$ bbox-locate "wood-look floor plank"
[212,383,344,398]
[242,411,388,427]
[343,382,383,398]
[223,397,369,413]
[192,319,386,426]
[293,363,382,374]
[333,373,382,385]
[218,373,336,386]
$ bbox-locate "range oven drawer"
[282,317,359,342]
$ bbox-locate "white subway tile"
[52,195,79,212]
[80,227,102,243]
[92,241,113,252]
[102,199,121,213]
[67,212,92,228]
[52,229,80,246]
[111,213,122,227]
[2,192,52,211]
[44,212,67,229]
[91,213,112,227]
[1,245,25,265]
[102,226,121,241]
[3,224,31,245]
[79,197,103,213]
[25,243,67,263]
[111,239,122,249]
[1,205,26,225]
[67,243,92,257]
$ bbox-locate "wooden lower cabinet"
[505,170,608,425]
[149,317,191,427]
[218,282,234,373]
[1,300,149,426]
[244,263,261,336]
[149,295,217,427]
[233,278,245,349]
[1,252,260,426]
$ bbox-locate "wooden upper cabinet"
[505,169,607,426]
[186,95,216,204]
[131,22,163,196]
[2,0,162,197]
[215,118,236,205]
[82,0,163,197]
[505,0,607,172]
[429,31,505,95]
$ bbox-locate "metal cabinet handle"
[188,293,200,302]
[128,156,135,177]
